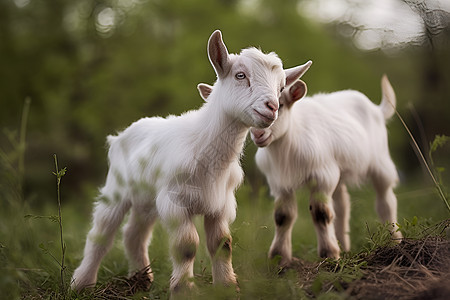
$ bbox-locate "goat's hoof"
[279,257,303,275]
[70,278,96,292]
[269,250,292,266]
[391,230,403,243]
[171,280,195,294]
[319,247,340,259]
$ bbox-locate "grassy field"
[1,161,448,300]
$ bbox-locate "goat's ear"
[208,30,231,79]
[285,60,312,87]
[287,80,307,103]
[197,83,213,102]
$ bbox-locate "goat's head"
[250,80,307,147]
[206,30,311,128]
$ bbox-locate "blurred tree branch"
[403,0,450,48]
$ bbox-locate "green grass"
[0,172,448,299]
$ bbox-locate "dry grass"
[89,266,153,299]
[346,235,450,299]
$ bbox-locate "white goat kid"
[71,30,312,293]
[250,76,402,264]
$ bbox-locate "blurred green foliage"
[0,0,449,205]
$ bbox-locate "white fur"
[71,30,311,293]
[251,75,402,264]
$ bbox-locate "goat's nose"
[265,100,279,113]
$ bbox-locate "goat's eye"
[235,72,246,80]
[280,86,285,93]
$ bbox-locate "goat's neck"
[194,103,248,174]
[267,122,296,160]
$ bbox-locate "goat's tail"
[379,74,396,120]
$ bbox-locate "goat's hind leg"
[333,183,351,252]
[371,166,402,241]
[71,196,131,290]
[123,203,158,287]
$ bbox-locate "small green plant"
[363,222,394,251]
[428,134,450,211]
[24,154,68,299]
[396,216,449,240]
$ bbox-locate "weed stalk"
[53,154,67,299]
[384,91,450,213]
[18,97,31,187]
[393,110,450,213]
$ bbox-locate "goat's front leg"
[309,187,340,259]
[268,190,297,266]
[166,216,199,292]
[204,215,237,287]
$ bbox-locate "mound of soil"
[287,219,450,299]
[347,236,450,300]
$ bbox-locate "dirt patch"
[290,220,450,300]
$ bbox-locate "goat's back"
[257,90,392,193]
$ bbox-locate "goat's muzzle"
[250,128,272,147]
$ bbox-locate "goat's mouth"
[251,129,272,147]
[253,109,275,126]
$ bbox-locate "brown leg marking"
[310,202,333,227]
